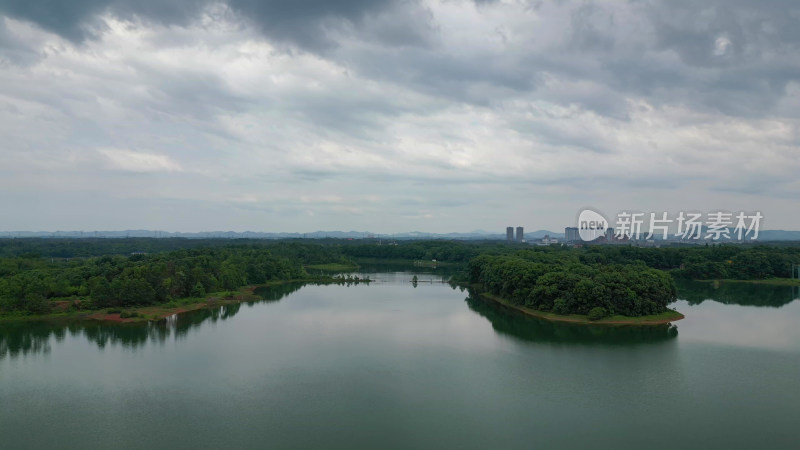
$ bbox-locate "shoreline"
[0,286,263,324]
[2,272,688,326]
[694,278,800,286]
[0,277,370,324]
[476,291,685,326]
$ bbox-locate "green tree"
[191,282,206,298]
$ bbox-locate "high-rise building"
[506,227,514,242]
[565,227,579,242]
[605,227,614,241]
[516,226,524,242]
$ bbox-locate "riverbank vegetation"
[0,242,357,316]
[0,275,371,323]
[305,262,360,271]
[466,253,677,319]
[478,291,684,324]
[2,238,798,320]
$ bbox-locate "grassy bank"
[479,292,685,326]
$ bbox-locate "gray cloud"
[3,0,798,116]
[0,0,409,50]
[0,0,799,232]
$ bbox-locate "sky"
[0,0,798,233]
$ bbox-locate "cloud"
[0,0,799,232]
[98,148,183,173]
[0,0,410,50]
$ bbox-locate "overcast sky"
[1,0,798,233]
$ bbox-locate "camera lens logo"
[578,209,609,242]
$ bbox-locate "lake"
[2,270,799,449]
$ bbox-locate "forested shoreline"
[1,238,798,318]
[0,242,353,315]
[466,254,677,319]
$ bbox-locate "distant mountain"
[757,230,800,241]
[525,230,565,239]
[0,230,373,239]
[1,229,797,241]
[0,229,507,240]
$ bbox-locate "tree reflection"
[0,321,56,359]
[1,282,306,360]
[252,282,305,302]
[465,290,678,346]
[675,280,798,307]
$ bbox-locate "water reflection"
[465,290,678,346]
[342,263,461,280]
[252,282,306,301]
[675,280,799,307]
[0,304,245,360]
[0,321,58,359]
[4,274,729,361]
[0,282,314,360]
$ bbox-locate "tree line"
[576,244,800,279]
[340,240,485,262]
[343,240,800,280]
[466,253,677,318]
[0,243,351,315]
[2,238,798,317]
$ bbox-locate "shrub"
[190,282,206,298]
[24,294,52,315]
[107,308,122,314]
[119,311,139,319]
[553,298,569,315]
[588,307,608,321]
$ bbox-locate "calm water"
[2,271,799,449]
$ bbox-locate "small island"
[476,291,684,325]
[466,253,682,325]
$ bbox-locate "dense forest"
[466,252,677,318]
[0,242,351,315]
[0,237,356,258]
[340,241,484,262]
[1,238,798,317]
[575,244,800,279]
